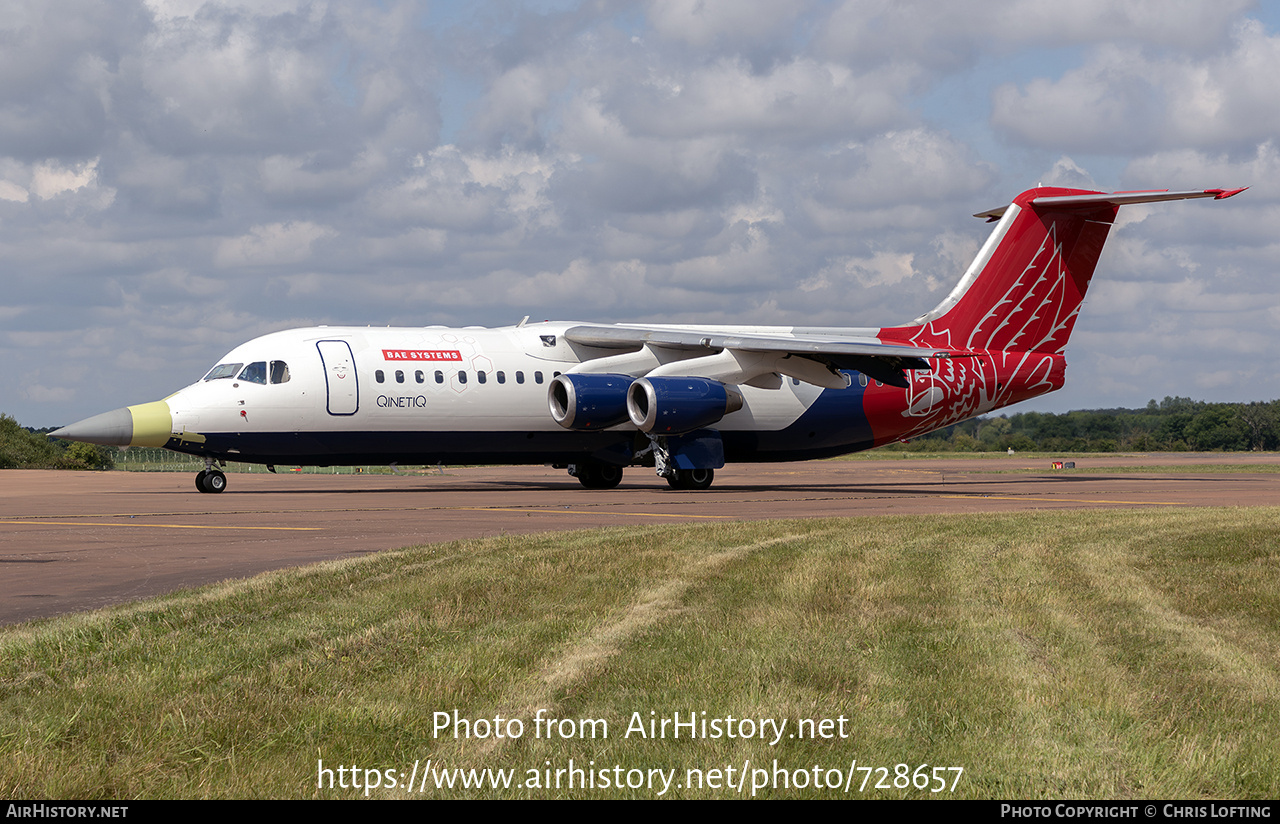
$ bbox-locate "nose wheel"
[195,468,227,494]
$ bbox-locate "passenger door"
[316,340,359,415]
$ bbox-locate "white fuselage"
[161,323,830,465]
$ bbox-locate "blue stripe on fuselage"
[167,372,879,466]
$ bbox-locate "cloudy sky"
[4,0,1278,427]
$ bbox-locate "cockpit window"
[270,361,290,384]
[204,363,243,381]
[238,362,268,384]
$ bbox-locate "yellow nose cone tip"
[126,400,174,447]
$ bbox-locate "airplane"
[52,185,1245,493]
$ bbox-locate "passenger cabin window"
[395,370,405,383]
[238,362,268,385]
[459,371,467,384]
[477,371,487,384]
[375,370,385,383]
[534,371,543,384]
[415,370,424,384]
[516,371,525,384]
[435,370,444,384]
[204,363,243,381]
[270,361,290,384]
[496,371,506,384]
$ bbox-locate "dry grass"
[2,508,1278,798]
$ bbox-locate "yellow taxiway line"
[0,520,321,531]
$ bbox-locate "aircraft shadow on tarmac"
[105,471,1239,497]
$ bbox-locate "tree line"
[5,397,1280,469]
[0,415,115,470]
[890,397,1280,453]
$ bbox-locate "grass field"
[2,508,1278,798]
[983,464,1280,475]
[836,449,1280,462]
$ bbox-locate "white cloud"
[21,384,77,403]
[823,130,993,204]
[819,250,917,289]
[140,27,328,143]
[259,151,387,203]
[929,230,980,290]
[143,0,315,22]
[993,20,1280,153]
[30,158,100,199]
[1038,156,1097,189]
[646,0,810,49]
[374,145,558,235]
[215,221,335,267]
[819,0,1253,69]
[1124,142,1279,197]
[620,57,912,140]
[5,0,1280,424]
[0,181,28,203]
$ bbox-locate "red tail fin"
[885,186,1244,354]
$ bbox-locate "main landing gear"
[564,436,720,491]
[567,459,624,490]
[196,457,227,494]
[641,434,717,491]
[665,468,714,490]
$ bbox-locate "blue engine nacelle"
[548,373,634,430]
[626,377,744,435]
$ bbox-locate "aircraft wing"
[563,324,970,388]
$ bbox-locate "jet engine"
[626,377,744,435]
[548,373,634,430]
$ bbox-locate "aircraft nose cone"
[50,401,173,448]
[50,407,133,446]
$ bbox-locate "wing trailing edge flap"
[563,325,970,389]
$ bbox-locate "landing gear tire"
[197,469,227,494]
[573,461,623,490]
[666,468,714,490]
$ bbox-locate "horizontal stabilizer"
[974,187,1246,221]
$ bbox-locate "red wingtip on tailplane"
[885,186,1243,355]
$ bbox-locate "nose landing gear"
[195,457,227,493]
